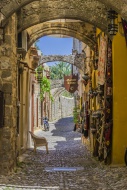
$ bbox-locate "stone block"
[5,106,12,116]
[2,83,12,93]
[0,153,11,162]
[1,70,11,78]
[0,34,3,40]
[4,35,12,44]
[0,46,12,57]
[0,57,11,69]
[2,143,11,151]
[5,94,12,105]
[0,83,2,91]
[4,117,13,127]
[2,127,11,138]
[0,27,3,44]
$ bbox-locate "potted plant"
[35,66,43,83]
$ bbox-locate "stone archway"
[40,55,75,65]
[1,0,127,26]
[16,0,108,33]
[27,21,96,50]
[39,54,85,71]
[97,0,127,19]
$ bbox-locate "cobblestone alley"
[0,117,127,190]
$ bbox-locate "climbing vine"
[73,106,80,124]
[40,76,53,101]
[35,66,54,102]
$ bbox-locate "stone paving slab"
[0,117,127,190]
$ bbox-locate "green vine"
[35,66,54,102]
[73,106,80,124]
[40,76,53,101]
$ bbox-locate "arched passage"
[27,22,96,50]
[1,0,127,26]
[39,54,84,71]
[17,0,108,33]
[40,55,75,65]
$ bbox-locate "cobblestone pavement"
[0,117,127,190]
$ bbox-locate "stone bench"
[29,131,49,154]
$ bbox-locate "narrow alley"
[0,117,127,190]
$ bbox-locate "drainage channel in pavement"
[45,167,84,172]
[0,185,59,189]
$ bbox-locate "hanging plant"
[35,66,43,83]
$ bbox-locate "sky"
[37,36,73,66]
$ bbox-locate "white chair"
[29,131,49,153]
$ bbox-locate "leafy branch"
[35,66,53,102]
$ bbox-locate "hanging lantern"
[108,9,118,35]
[82,73,90,86]
[82,73,90,81]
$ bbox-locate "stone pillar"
[0,14,17,174]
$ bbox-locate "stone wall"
[33,82,41,129]
[51,96,62,121]
[61,96,74,118]
[1,0,127,26]
[0,14,17,173]
[50,80,64,89]
[50,89,74,121]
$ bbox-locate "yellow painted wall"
[112,32,127,165]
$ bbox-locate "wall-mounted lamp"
[108,9,118,36]
[17,47,26,61]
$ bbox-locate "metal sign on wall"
[64,75,78,93]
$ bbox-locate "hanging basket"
[36,71,43,83]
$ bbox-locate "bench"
[29,131,49,154]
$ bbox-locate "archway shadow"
[48,116,81,151]
[33,116,82,152]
